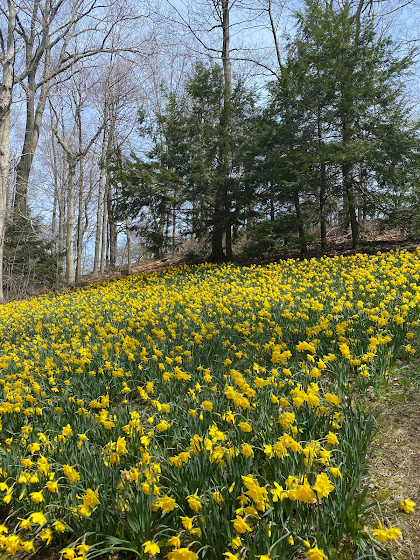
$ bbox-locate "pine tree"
[107,97,189,259]
[183,62,256,258]
[292,0,417,248]
[256,0,418,252]
[3,213,58,299]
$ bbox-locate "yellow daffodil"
[143,541,160,555]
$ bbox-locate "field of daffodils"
[0,250,419,560]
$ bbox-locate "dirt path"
[367,372,420,559]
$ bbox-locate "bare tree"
[161,0,240,260]
[50,78,103,284]
[0,0,17,302]
[90,55,140,275]
[11,0,149,216]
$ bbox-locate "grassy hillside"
[0,250,419,560]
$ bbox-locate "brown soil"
[80,255,187,286]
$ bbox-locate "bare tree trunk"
[222,0,233,261]
[52,181,58,254]
[75,171,84,281]
[50,110,59,256]
[343,164,359,249]
[65,157,77,285]
[209,194,226,262]
[209,0,232,262]
[317,110,327,250]
[58,160,66,282]
[14,72,50,214]
[320,167,327,250]
[100,179,109,274]
[225,211,232,258]
[106,219,110,266]
[109,222,117,267]
[126,216,131,274]
[76,114,84,282]
[51,96,103,285]
[93,129,107,275]
[342,121,359,249]
[268,0,283,72]
[0,0,16,302]
[93,54,114,276]
[172,202,176,254]
[0,112,11,301]
[293,191,307,254]
[107,174,117,267]
[270,183,275,221]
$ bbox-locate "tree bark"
[320,166,327,250]
[270,183,275,221]
[268,0,283,72]
[343,163,359,249]
[93,54,115,276]
[209,193,226,262]
[14,71,50,214]
[157,201,167,258]
[49,109,59,256]
[342,121,359,248]
[65,156,77,285]
[209,0,232,262]
[293,191,307,253]
[58,159,66,283]
[0,0,16,302]
[317,110,327,250]
[52,181,58,254]
[75,122,85,282]
[93,128,107,276]
[100,178,109,274]
[107,175,117,267]
[52,98,103,284]
[221,0,233,261]
[172,201,176,254]
[225,202,232,259]
[126,216,131,274]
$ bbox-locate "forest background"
[0,0,419,302]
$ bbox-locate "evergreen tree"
[292,0,417,248]
[183,62,256,257]
[260,65,316,253]
[253,0,418,252]
[3,213,58,299]
[111,62,256,260]
[107,97,189,259]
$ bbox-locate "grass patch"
[365,359,420,560]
